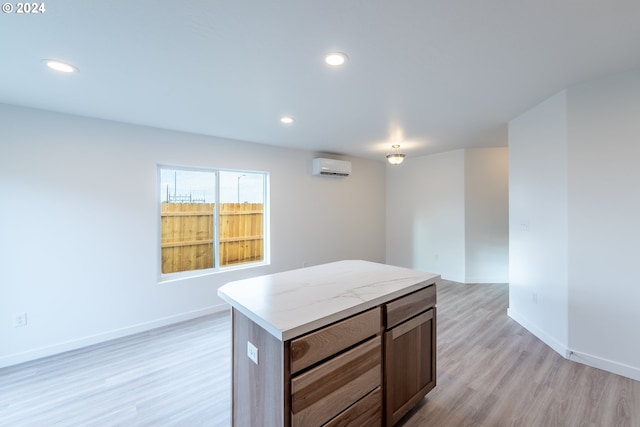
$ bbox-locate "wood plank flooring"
[1,280,638,426]
[399,281,640,427]
[0,314,232,426]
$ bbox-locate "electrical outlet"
[13,312,27,327]
[247,341,258,365]
[532,292,538,304]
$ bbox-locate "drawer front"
[323,386,382,427]
[291,336,381,427]
[291,307,381,374]
[385,284,436,329]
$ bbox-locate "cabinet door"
[384,309,435,426]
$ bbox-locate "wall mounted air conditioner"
[312,158,352,176]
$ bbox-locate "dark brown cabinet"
[383,285,436,426]
[226,274,438,427]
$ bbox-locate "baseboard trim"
[507,308,567,356]
[464,277,509,284]
[0,303,229,369]
[566,349,640,382]
[508,308,640,382]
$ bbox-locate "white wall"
[508,68,640,381]
[386,148,509,283]
[386,150,466,282]
[508,91,569,355]
[464,148,509,283]
[0,104,386,367]
[566,69,640,378]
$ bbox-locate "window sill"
[158,260,271,285]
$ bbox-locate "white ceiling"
[2,1,640,161]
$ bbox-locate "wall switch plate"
[14,312,27,327]
[247,341,258,365]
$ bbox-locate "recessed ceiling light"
[280,116,294,124]
[325,52,348,66]
[43,59,78,73]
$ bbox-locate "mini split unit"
[312,158,352,177]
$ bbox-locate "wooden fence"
[161,203,264,274]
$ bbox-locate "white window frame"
[158,165,270,283]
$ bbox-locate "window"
[159,166,268,277]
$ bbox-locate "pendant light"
[386,144,406,165]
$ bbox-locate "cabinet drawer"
[291,336,381,427]
[385,284,435,329]
[323,386,382,427]
[291,307,380,374]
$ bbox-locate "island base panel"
[232,309,290,427]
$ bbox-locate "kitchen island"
[218,260,439,427]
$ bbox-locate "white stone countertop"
[217,260,440,341]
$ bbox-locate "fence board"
[161,203,263,273]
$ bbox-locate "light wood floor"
[0,314,232,427]
[1,280,638,426]
[400,281,640,427]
